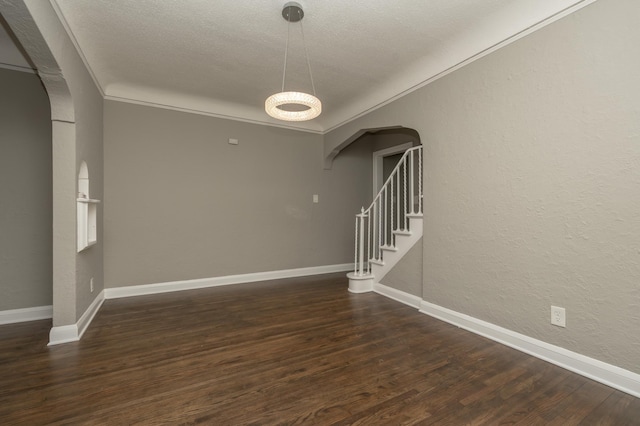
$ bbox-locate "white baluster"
[396,168,400,232]
[390,173,394,245]
[383,187,387,247]
[367,211,371,273]
[353,218,358,274]
[403,159,408,231]
[418,147,423,214]
[371,202,375,261]
[357,207,365,275]
[378,199,382,260]
[409,150,415,215]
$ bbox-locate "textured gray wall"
[103,100,371,288]
[379,237,422,297]
[17,0,105,324]
[325,0,640,374]
[0,68,52,311]
[72,57,104,320]
[371,129,420,152]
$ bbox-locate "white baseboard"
[364,287,640,398]
[373,283,421,309]
[105,263,353,299]
[48,290,105,346]
[48,324,79,345]
[48,264,350,345]
[419,300,640,399]
[0,305,53,325]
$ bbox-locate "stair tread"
[369,259,384,266]
[381,245,398,252]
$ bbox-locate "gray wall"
[0,68,52,311]
[326,0,640,374]
[71,59,104,320]
[103,100,371,288]
[371,129,420,152]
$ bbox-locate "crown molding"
[0,62,36,74]
[320,0,598,133]
[49,0,596,135]
[49,0,104,97]
[104,91,324,134]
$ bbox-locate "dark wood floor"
[1,273,639,425]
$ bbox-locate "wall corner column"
[52,120,76,326]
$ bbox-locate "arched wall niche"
[78,161,89,197]
[77,161,99,252]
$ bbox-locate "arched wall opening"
[0,17,53,318]
[0,1,79,337]
[323,126,421,170]
[338,126,424,300]
[325,126,422,204]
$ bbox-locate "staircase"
[348,145,423,292]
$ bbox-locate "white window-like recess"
[77,161,100,252]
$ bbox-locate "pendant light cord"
[281,6,292,92]
[280,5,316,96]
[299,18,316,96]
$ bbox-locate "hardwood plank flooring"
[1,273,638,425]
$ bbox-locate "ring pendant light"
[265,2,321,122]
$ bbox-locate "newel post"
[356,207,367,275]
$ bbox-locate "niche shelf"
[77,161,100,252]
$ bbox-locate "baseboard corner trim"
[48,324,79,346]
[77,290,105,340]
[48,290,105,346]
[105,263,353,299]
[0,305,53,325]
[374,283,422,309]
[419,300,640,399]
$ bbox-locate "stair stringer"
[372,215,422,283]
[348,214,422,293]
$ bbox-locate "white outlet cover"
[551,306,566,327]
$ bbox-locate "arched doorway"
[0,1,79,341]
[0,18,52,321]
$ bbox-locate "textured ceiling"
[5,0,591,132]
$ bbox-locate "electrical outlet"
[551,306,566,327]
[90,277,94,293]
